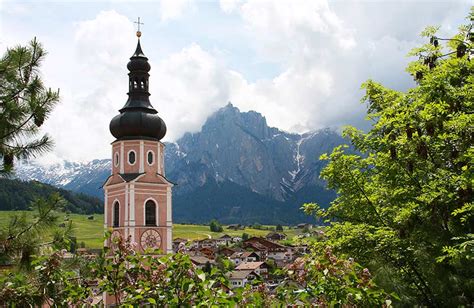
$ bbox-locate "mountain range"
[14,103,347,224]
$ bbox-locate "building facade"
[103,32,173,255]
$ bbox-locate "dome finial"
[134,17,144,38]
[110,22,167,142]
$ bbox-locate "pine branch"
[7,195,61,242]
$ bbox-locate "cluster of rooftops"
[172,235,311,289]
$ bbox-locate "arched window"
[128,150,136,165]
[147,151,154,165]
[114,152,119,167]
[145,200,156,226]
[113,201,120,227]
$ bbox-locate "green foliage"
[304,12,474,306]
[0,231,390,306]
[209,219,223,232]
[0,251,94,306]
[277,247,392,306]
[97,236,237,306]
[276,224,283,232]
[0,193,72,268]
[242,232,249,241]
[0,38,59,174]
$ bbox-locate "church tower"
[103,29,173,254]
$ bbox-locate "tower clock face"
[140,229,162,251]
[110,230,122,248]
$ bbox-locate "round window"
[128,151,136,165]
[114,152,119,167]
[147,151,154,165]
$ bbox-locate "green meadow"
[0,211,301,249]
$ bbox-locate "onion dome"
[110,37,167,141]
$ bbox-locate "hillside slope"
[0,178,102,214]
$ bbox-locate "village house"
[227,270,260,289]
[215,234,233,246]
[232,236,242,243]
[190,256,215,270]
[218,246,239,257]
[243,237,289,261]
[196,238,218,249]
[173,238,188,252]
[229,251,260,266]
[235,261,269,278]
[285,257,305,276]
[199,247,216,259]
[265,232,286,241]
[187,246,216,260]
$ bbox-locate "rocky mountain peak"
[202,102,271,140]
[167,104,346,202]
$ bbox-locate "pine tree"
[0,38,59,174]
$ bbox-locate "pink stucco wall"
[104,140,171,254]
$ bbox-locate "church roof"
[109,34,167,141]
[118,173,144,182]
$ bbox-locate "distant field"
[0,211,302,249]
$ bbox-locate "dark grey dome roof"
[109,39,167,141]
[110,110,166,140]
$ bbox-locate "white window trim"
[127,149,137,166]
[147,150,154,166]
[143,197,159,226]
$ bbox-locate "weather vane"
[134,17,144,38]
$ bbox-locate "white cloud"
[2,1,470,164]
[219,0,242,14]
[74,10,134,74]
[38,10,135,162]
[240,0,356,58]
[211,0,467,133]
[40,10,226,162]
[213,0,364,132]
[152,44,231,139]
[159,0,195,22]
[0,0,29,15]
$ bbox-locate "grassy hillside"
[0,211,302,249]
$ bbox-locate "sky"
[0,0,471,164]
